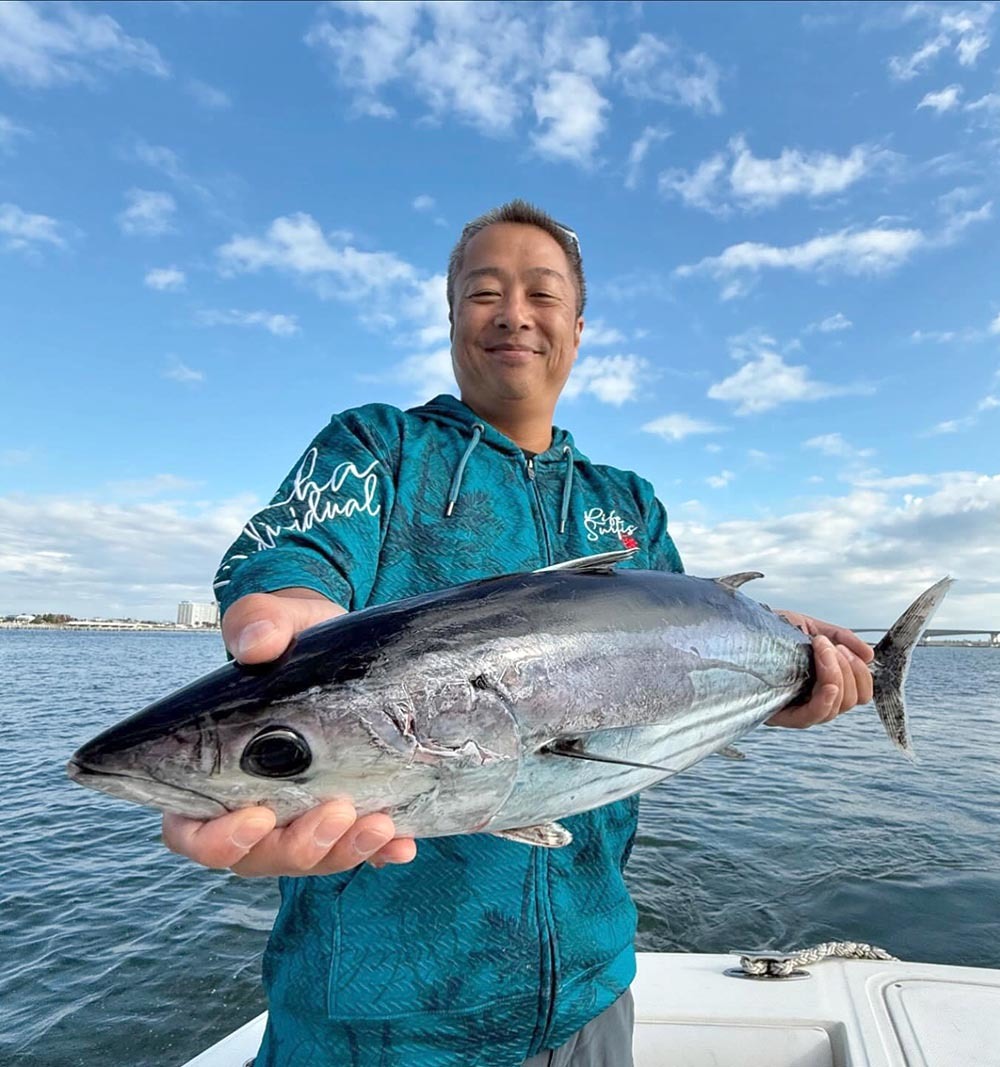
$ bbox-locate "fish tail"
[871,577,953,759]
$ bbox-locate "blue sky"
[1,0,998,629]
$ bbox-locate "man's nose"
[493,290,533,330]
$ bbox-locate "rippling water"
[3,630,998,1066]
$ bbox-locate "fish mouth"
[67,758,229,820]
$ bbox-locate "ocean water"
[2,630,998,1066]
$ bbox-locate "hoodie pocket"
[326,836,542,1020]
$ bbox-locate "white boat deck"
[182,952,1000,1066]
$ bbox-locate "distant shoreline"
[0,623,220,634]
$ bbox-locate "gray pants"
[521,990,634,1067]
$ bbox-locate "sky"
[1,0,998,631]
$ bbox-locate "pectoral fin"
[535,549,638,575]
[493,822,573,848]
[717,745,747,760]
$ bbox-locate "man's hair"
[446,199,587,322]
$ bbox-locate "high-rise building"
[177,601,220,627]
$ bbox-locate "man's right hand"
[161,588,418,877]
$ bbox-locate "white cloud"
[807,311,853,333]
[709,352,849,414]
[0,0,169,88]
[925,368,1000,434]
[728,135,882,208]
[966,91,1000,114]
[219,213,415,289]
[163,359,204,384]
[383,346,456,404]
[0,491,253,618]
[672,471,1000,629]
[661,136,893,214]
[642,413,725,441]
[118,189,176,237]
[196,309,300,337]
[617,32,723,114]
[412,194,435,212]
[0,202,65,251]
[804,433,875,460]
[624,125,669,190]
[990,312,1000,334]
[935,199,993,245]
[562,354,647,405]
[531,71,609,165]
[581,319,626,347]
[676,226,925,292]
[917,84,963,112]
[186,78,231,109]
[0,113,30,152]
[305,5,716,168]
[216,213,450,350]
[708,333,873,415]
[659,152,729,215]
[144,266,186,291]
[889,4,995,80]
[706,470,734,489]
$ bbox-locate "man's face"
[451,222,583,415]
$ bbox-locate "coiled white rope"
[739,940,898,977]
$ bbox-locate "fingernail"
[236,620,276,660]
[368,857,387,870]
[314,816,351,849]
[354,830,388,856]
[231,818,272,849]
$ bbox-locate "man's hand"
[161,588,418,876]
[766,611,874,729]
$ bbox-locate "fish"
[67,551,951,847]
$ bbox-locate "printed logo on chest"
[583,506,639,549]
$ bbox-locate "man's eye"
[470,290,500,299]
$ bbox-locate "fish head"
[65,655,374,823]
[67,658,523,831]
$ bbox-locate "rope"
[739,940,898,978]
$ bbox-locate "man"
[165,201,873,1066]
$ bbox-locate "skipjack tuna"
[68,551,951,847]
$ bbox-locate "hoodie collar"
[413,393,576,463]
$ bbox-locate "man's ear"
[574,316,584,348]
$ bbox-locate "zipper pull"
[526,456,536,481]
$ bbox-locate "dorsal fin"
[535,548,638,575]
[715,571,764,591]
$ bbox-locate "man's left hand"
[766,612,874,728]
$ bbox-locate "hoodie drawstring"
[445,423,484,516]
[445,426,575,535]
[559,445,574,534]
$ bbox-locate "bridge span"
[853,628,1000,646]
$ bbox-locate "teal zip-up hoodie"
[214,395,683,1067]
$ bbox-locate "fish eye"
[240,727,312,779]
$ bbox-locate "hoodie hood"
[411,394,582,528]
[411,394,578,463]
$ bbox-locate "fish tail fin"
[871,577,953,760]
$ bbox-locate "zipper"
[535,848,560,1048]
[523,454,552,563]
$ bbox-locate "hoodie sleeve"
[213,408,398,616]
[641,483,684,574]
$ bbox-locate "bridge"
[854,628,1000,646]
